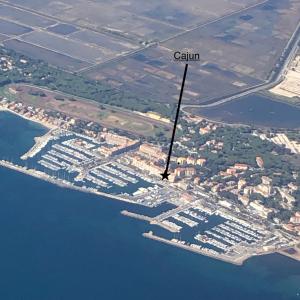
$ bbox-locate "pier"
[0,160,138,205]
[121,210,182,233]
[153,203,195,222]
[143,231,249,266]
[21,128,57,160]
[121,210,153,222]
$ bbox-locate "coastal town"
[0,85,299,265]
[0,0,300,297]
[0,40,299,265]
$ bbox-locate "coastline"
[261,90,300,109]
[143,231,247,266]
[187,94,300,130]
[0,159,139,206]
[0,107,55,130]
[124,210,293,266]
[0,108,299,267]
[1,152,296,267]
[0,109,143,206]
[277,244,300,262]
[143,231,300,266]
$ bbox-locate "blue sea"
[0,111,300,300]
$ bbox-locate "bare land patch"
[270,54,300,106]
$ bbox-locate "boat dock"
[153,203,195,222]
[121,210,153,222]
[21,128,57,160]
[121,210,182,233]
[0,160,138,205]
[143,231,248,266]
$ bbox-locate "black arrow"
[161,64,189,180]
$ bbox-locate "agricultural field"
[86,45,260,104]
[0,0,299,106]
[3,0,262,38]
[85,0,300,104]
[0,0,262,73]
[0,1,138,71]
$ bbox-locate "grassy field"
[0,84,172,137]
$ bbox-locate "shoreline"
[0,159,139,206]
[124,208,300,266]
[277,245,300,263]
[188,95,300,130]
[261,90,300,109]
[0,107,55,130]
[0,109,145,206]
[1,157,299,267]
[143,232,247,266]
[143,232,300,266]
[1,108,299,267]
[5,83,172,134]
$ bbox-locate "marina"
[123,198,296,264]
[21,129,153,198]
[1,163,299,300]
[0,109,298,266]
[0,0,300,297]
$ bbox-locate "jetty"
[0,160,138,205]
[121,210,182,233]
[143,231,249,266]
[121,210,153,222]
[21,128,57,160]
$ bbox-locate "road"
[80,0,270,74]
[153,203,194,222]
[182,19,300,111]
[8,83,172,129]
[160,0,269,44]
[2,0,299,115]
